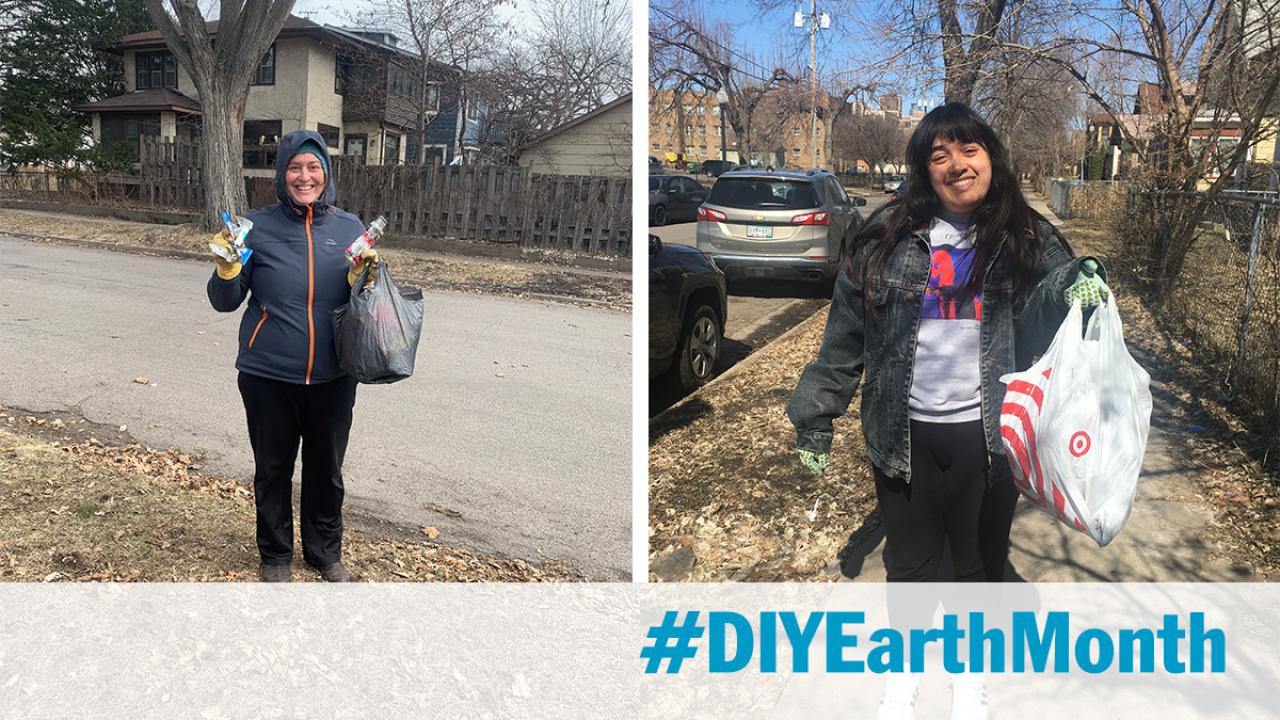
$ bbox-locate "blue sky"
[656,0,941,115]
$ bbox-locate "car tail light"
[697,206,727,222]
[791,212,829,225]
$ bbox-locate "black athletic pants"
[238,372,358,568]
[873,419,1020,582]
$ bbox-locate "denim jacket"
[786,216,1099,482]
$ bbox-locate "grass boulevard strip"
[0,407,586,582]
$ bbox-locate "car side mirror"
[853,197,866,206]
[649,235,663,257]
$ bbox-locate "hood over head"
[275,130,336,211]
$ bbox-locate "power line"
[650,5,779,84]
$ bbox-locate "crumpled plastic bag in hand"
[332,259,424,384]
[999,296,1152,547]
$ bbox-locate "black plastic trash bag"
[332,260,424,384]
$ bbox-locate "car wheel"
[653,204,669,226]
[676,305,721,391]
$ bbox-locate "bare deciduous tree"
[650,1,787,163]
[142,0,294,223]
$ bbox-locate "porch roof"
[73,88,202,115]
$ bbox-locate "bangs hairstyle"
[844,102,1045,309]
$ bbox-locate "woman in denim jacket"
[788,103,1110,584]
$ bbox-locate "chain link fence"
[1118,189,1280,435]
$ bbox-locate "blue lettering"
[781,611,825,673]
[1118,628,1155,672]
[867,628,903,673]
[969,612,1004,672]
[1158,614,1186,673]
[941,613,965,673]
[825,612,865,672]
[708,611,753,672]
[759,612,777,673]
[1189,613,1225,673]
[1013,611,1070,672]
[1074,628,1114,673]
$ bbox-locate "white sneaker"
[949,673,988,720]
[876,673,922,720]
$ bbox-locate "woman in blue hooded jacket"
[207,129,379,582]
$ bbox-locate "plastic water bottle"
[209,211,253,264]
[345,216,387,267]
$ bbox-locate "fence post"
[1231,201,1267,386]
[43,171,50,202]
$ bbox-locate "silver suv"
[695,169,865,283]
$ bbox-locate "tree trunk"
[197,77,249,228]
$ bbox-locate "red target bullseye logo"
[1069,431,1091,457]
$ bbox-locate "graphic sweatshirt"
[908,209,982,422]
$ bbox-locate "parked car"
[694,168,866,283]
[891,175,908,201]
[882,174,905,193]
[649,156,664,173]
[649,234,727,391]
[649,174,710,226]
[700,159,738,177]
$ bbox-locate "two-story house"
[74,14,488,174]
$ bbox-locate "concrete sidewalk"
[840,195,1257,582]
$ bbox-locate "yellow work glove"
[347,248,380,288]
[210,230,241,280]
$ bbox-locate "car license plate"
[746,225,773,239]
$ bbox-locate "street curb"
[650,301,830,427]
[2,232,629,312]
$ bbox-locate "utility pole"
[796,4,829,169]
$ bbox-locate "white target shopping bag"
[999,297,1152,546]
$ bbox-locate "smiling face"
[285,153,325,206]
[927,135,992,214]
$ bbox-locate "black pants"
[874,419,1020,582]
[238,372,358,568]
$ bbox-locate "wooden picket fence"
[139,136,204,208]
[331,157,631,256]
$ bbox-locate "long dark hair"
[846,102,1045,306]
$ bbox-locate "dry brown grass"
[0,413,583,583]
[0,208,630,309]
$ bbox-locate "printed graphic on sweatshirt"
[923,244,983,320]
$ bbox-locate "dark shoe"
[317,561,352,582]
[260,563,292,582]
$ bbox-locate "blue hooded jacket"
[207,130,367,385]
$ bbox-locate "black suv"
[701,159,738,177]
[649,234,727,391]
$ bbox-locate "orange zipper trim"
[249,307,268,348]
[305,205,316,384]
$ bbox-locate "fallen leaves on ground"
[0,208,629,310]
[0,422,584,583]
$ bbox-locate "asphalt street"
[0,236,632,578]
[648,188,890,413]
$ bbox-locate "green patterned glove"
[1064,258,1109,308]
[797,449,830,477]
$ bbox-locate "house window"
[318,123,340,148]
[383,132,400,164]
[425,82,441,112]
[135,52,176,90]
[338,57,378,94]
[243,119,282,168]
[100,113,161,160]
[405,130,420,164]
[253,45,275,85]
[344,133,367,158]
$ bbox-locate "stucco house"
[74,15,489,174]
[518,94,631,177]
